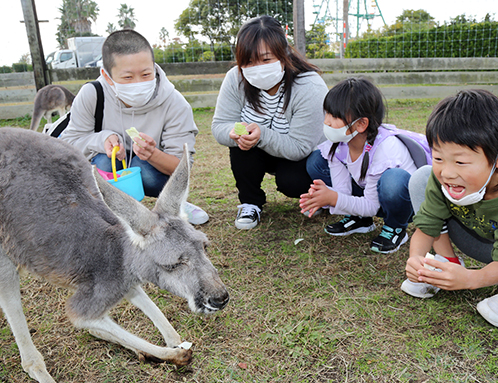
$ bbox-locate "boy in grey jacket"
[61,30,208,225]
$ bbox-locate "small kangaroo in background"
[0,128,229,383]
[30,84,75,131]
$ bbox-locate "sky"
[2,0,497,67]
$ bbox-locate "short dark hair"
[426,89,498,166]
[235,15,319,113]
[102,30,154,77]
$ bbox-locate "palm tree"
[56,0,99,48]
[117,4,137,30]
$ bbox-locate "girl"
[211,15,329,230]
[300,77,430,253]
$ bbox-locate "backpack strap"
[89,80,104,133]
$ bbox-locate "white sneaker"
[183,201,209,225]
[401,279,441,299]
[400,254,464,299]
[477,294,498,327]
[235,204,261,230]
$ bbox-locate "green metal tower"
[312,0,386,41]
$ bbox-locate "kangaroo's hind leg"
[0,252,56,383]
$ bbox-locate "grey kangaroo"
[0,128,229,383]
[30,84,75,131]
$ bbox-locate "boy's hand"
[416,260,472,291]
[405,255,425,283]
[105,134,126,160]
[132,132,156,161]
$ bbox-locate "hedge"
[346,21,498,58]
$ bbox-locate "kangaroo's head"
[93,144,229,314]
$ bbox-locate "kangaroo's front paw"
[171,348,193,366]
[137,347,193,366]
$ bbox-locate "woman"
[211,15,329,229]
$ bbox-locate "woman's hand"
[229,122,261,151]
[132,133,157,161]
[104,134,126,160]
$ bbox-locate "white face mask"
[440,162,496,206]
[242,60,285,91]
[104,69,157,107]
[323,118,361,143]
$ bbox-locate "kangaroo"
[30,85,75,131]
[0,128,229,383]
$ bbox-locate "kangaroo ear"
[92,166,156,233]
[153,144,190,218]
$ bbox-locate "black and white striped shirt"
[240,84,290,134]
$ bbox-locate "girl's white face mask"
[441,162,496,206]
[242,60,285,91]
[323,118,361,143]
[104,69,157,107]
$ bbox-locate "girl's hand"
[132,133,156,161]
[229,123,261,151]
[105,134,126,161]
[299,179,336,216]
[416,259,472,291]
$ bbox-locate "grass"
[2,99,498,382]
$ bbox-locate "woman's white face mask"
[104,69,157,107]
[323,118,361,143]
[242,60,285,91]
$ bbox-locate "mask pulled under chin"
[440,162,496,206]
[242,60,285,91]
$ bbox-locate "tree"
[106,23,117,34]
[56,0,99,48]
[175,0,293,52]
[449,14,477,25]
[382,9,436,35]
[305,23,335,58]
[117,4,137,30]
[159,27,169,48]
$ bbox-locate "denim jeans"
[306,150,413,228]
[91,153,169,198]
[306,149,332,186]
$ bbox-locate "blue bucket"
[108,167,145,201]
[107,146,145,201]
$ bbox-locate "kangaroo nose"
[208,291,230,310]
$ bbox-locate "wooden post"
[20,0,49,91]
[341,0,349,58]
[293,0,306,56]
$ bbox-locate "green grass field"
[2,100,498,382]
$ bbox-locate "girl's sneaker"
[477,294,498,327]
[324,215,376,236]
[235,204,261,230]
[400,254,465,298]
[370,225,408,253]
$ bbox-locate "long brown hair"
[235,15,320,113]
